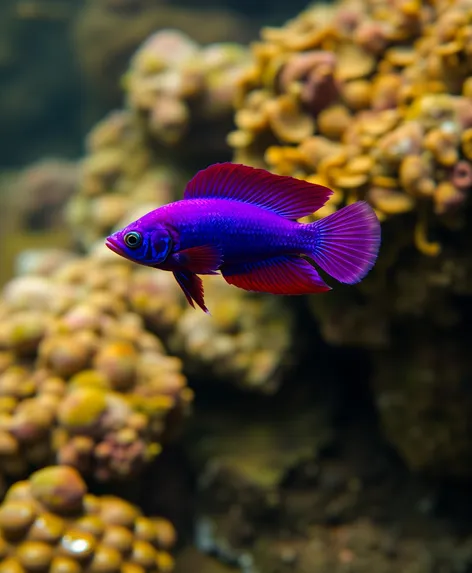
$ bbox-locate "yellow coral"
[58,387,107,430]
[0,253,191,482]
[0,467,176,572]
[229,0,472,255]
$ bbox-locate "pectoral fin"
[222,255,331,295]
[175,245,223,274]
[173,270,210,313]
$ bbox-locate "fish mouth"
[105,236,139,264]
[105,236,124,256]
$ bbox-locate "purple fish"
[106,163,381,313]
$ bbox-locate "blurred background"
[0,0,306,167]
[1,1,472,572]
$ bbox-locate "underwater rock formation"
[124,29,251,163]
[229,0,472,256]
[249,519,472,573]
[0,249,191,482]
[309,216,472,477]
[0,465,176,572]
[372,322,472,477]
[189,400,472,573]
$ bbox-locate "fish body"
[143,198,313,263]
[106,162,381,313]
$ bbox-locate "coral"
[124,29,251,159]
[66,110,182,250]
[0,465,176,572]
[0,249,191,482]
[229,0,472,255]
[73,0,255,110]
[0,241,295,486]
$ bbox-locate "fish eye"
[124,231,142,249]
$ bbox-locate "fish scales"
[159,199,306,263]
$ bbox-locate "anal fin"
[173,270,210,313]
[221,255,331,295]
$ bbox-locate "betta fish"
[106,162,381,313]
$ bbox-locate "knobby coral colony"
[0,243,294,490]
[0,465,176,572]
[0,253,192,484]
[228,0,472,256]
[0,243,293,567]
[123,29,251,149]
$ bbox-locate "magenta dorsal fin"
[184,163,333,220]
[221,255,331,295]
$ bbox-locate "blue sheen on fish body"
[160,198,312,264]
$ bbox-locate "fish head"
[106,216,173,266]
